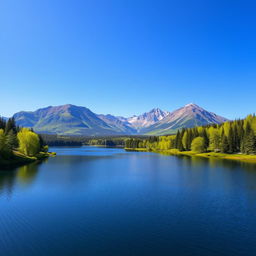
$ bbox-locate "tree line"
[41,134,84,146]
[0,117,47,162]
[125,114,256,154]
[41,134,148,147]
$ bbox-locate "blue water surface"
[0,146,256,256]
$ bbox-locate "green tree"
[227,126,235,153]
[5,117,17,134]
[175,130,184,151]
[208,127,220,152]
[220,135,229,153]
[191,137,206,153]
[201,128,209,150]
[6,130,18,149]
[182,131,190,151]
[0,129,12,159]
[241,123,256,154]
[17,128,40,156]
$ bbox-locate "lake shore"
[125,148,256,163]
[0,151,56,169]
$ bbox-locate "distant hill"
[11,103,228,136]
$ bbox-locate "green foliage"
[191,137,206,153]
[0,117,48,165]
[6,130,18,149]
[125,114,256,156]
[208,127,221,152]
[0,129,9,159]
[5,117,18,134]
[241,123,256,154]
[17,128,40,156]
[220,135,229,153]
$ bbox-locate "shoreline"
[0,151,56,169]
[125,148,256,164]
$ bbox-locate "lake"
[1,146,256,256]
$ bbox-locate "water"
[1,146,256,256]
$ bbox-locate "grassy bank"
[125,148,256,163]
[0,151,56,169]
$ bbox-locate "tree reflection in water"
[0,162,41,199]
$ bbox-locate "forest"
[87,136,147,147]
[0,117,48,166]
[41,134,148,147]
[125,114,256,155]
[40,134,125,147]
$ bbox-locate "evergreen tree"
[233,124,239,152]
[220,135,229,153]
[241,123,256,154]
[5,117,17,134]
[201,128,209,150]
[227,126,235,153]
[6,130,18,149]
[175,130,184,151]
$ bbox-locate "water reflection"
[17,162,39,185]
[176,155,256,193]
[177,154,256,172]
[0,170,16,198]
[0,162,40,198]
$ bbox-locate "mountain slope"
[14,104,130,135]
[97,114,137,134]
[127,108,170,131]
[141,103,228,135]
[12,103,228,136]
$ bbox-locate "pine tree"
[220,135,229,153]
[6,130,18,149]
[233,124,239,152]
[241,123,256,154]
[187,129,193,150]
[5,117,17,134]
[175,130,180,149]
[227,126,235,153]
[201,128,209,151]
[175,130,184,151]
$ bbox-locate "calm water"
[1,147,256,256]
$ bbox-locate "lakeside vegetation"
[0,117,51,168]
[41,134,148,147]
[125,114,256,163]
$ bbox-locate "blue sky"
[0,0,256,119]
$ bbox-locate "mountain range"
[9,103,228,136]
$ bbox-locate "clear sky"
[0,0,256,119]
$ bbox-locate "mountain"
[12,103,228,136]
[97,114,137,134]
[141,103,228,135]
[127,108,170,131]
[13,104,132,135]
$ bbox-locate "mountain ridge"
[141,103,228,135]
[10,103,228,136]
[127,108,170,131]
